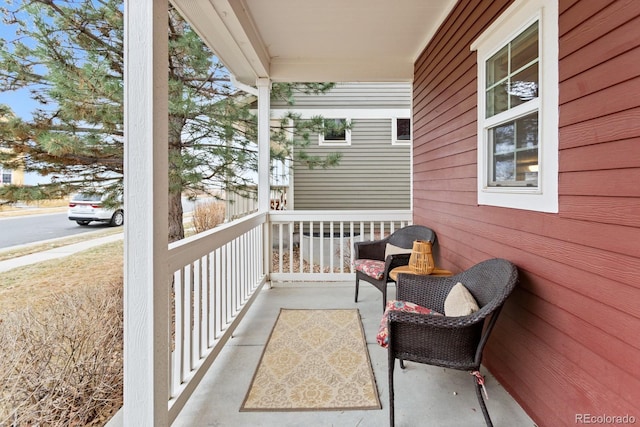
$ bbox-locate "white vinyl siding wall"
[272,82,412,210]
[271,82,411,109]
[294,118,411,210]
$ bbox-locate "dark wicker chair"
[387,258,518,427]
[353,225,436,311]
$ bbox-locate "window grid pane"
[485,21,539,119]
[488,112,538,187]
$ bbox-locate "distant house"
[271,82,412,210]
[227,82,412,216]
[0,165,23,186]
[0,114,24,187]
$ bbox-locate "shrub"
[191,200,226,233]
[0,281,123,426]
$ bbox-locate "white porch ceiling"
[171,0,457,84]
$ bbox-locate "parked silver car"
[67,193,124,226]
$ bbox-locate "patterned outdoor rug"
[240,308,381,411]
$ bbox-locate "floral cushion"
[354,259,386,280]
[377,300,443,348]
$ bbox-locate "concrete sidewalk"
[0,233,123,273]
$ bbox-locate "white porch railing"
[110,209,411,426]
[166,212,267,422]
[269,210,413,282]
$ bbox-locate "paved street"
[0,212,114,249]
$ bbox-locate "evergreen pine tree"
[0,0,342,241]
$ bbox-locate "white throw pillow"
[385,243,412,259]
[444,282,479,317]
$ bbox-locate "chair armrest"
[386,253,411,270]
[388,307,487,329]
[387,253,410,263]
[354,239,387,261]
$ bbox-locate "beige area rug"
[240,309,381,411]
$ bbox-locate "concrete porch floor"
[172,282,535,427]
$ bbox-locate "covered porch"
[113,206,533,426]
[171,282,533,427]
[122,0,533,425]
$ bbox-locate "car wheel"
[110,210,124,227]
[76,220,91,226]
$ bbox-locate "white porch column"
[256,78,271,277]
[123,1,169,425]
[256,78,271,212]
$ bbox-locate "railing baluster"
[193,258,201,362]
[319,221,324,273]
[215,248,222,338]
[299,221,304,273]
[232,238,238,314]
[278,223,283,273]
[220,244,227,328]
[309,221,314,274]
[329,221,334,272]
[208,252,214,346]
[237,236,243,305]
[202,255,209,351]
[183,264,192,375]
[349,222,355,271]
[172,269,183,396]
[241,233,247,303]
[289,222,294,274]
[339,222,344,273]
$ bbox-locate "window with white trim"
[392,118,411,145]
[0,169,11,185]
[319,118,350,145]
[471,0,558,213]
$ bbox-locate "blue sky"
[0,0,37,119]
[0,90,34,119]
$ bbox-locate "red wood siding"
[412,0,640,425]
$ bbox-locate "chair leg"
[388,355,396,427]
[355,277,359,303]
[473,376,493,427]
[381,285,387,311]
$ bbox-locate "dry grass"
[0,241,123,313]
[0,281,123,426]
[0,242,124,425]
[191,200,226,233]
[0,199,69,217]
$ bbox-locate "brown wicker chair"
[353,225,436,311]
[387,258,518,427]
